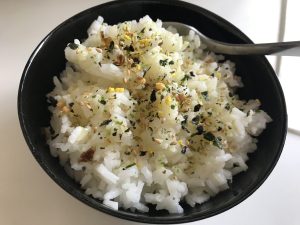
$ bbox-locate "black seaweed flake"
[181,146,188,154]
[108,41,114,52]
[142,66,151,77]
[140,27,145,33]
[68,43,78,50]
[182,126,190,133]
[194,104,201,112]
[139,151,147,156]
[181,115,188,125]
[203,132,222,149]
[100,119,112,126]
[169,60,174,65]
[189,71,195,77]
[48,96,57,107]
[133,57,140,64]
[150,90,157,102]
[159,59,168,66]
[124,45,134,52]
[51,134,59,140]
[192,115,200,124]
[196,125,204,135]
[203,132,215,141]
[99,98,106,105]
[201,91,208,100]
[123,163,136,170]
[124,128,130,132]
[225,103,230,110]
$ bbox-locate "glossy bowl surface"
[18,0,287,223]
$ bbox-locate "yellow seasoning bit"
[139,38,151,45]
[108,87,115,93]
[155,82,165,91]
[136,64,141,71]
[178,139,183,146]
[215,72,222,79]
[165,95,172,105]
[124,34,131,41]
[115,88,125,93]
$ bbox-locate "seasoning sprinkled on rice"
[46,15,271,213]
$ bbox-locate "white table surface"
[1,1,299,225]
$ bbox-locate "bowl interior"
[18,0,287,223]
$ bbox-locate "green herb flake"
[203,132,215,141]
[116,120,123,125]
[181,74,191,83]
[213,137,222,149]
[171,104,175,110]
[203,132,222,149]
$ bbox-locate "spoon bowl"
[164,21,300,56]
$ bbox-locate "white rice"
[46,15,272,213]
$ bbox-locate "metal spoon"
[163,22,300,56]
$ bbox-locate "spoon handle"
[203,39,300,56]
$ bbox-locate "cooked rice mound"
[46,16,271,213]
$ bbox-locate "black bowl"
[18,0,287,223]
